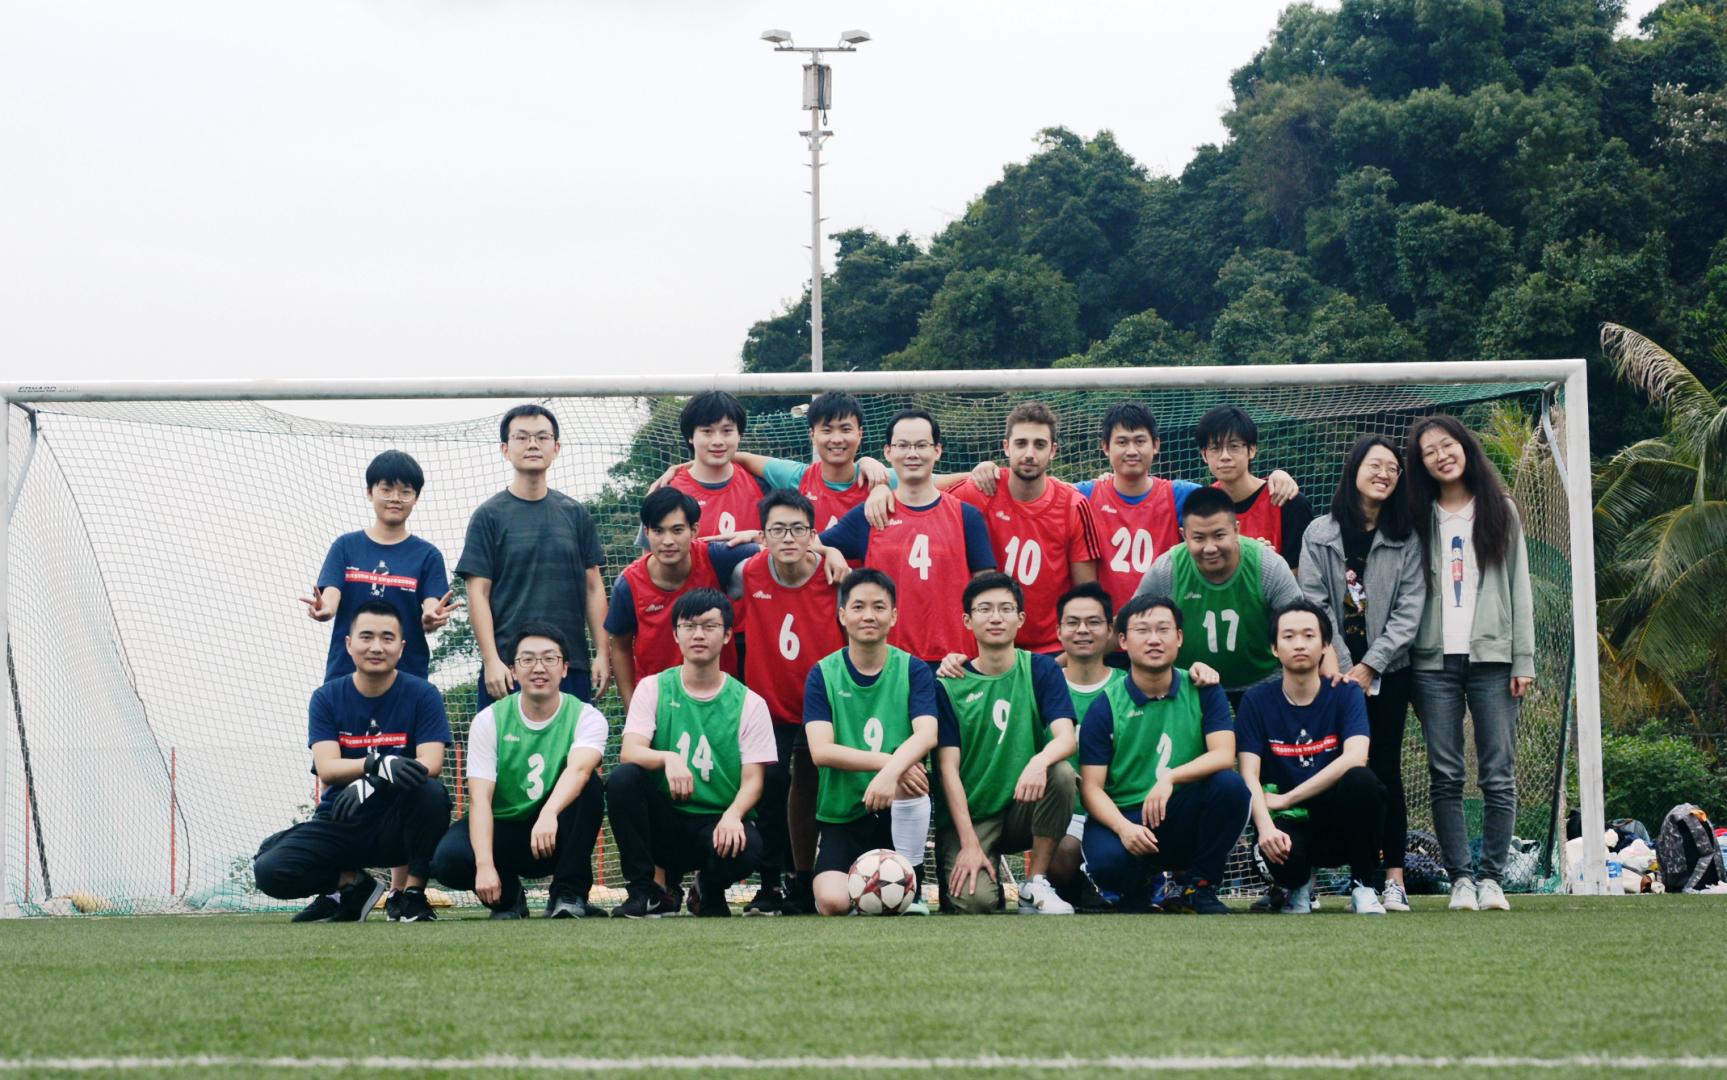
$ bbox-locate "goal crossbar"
[0,359,1611,912]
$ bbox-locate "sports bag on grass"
[1656,804,1726,894]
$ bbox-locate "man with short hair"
[1078,594,1249,915]
[666,390,768,536]
[431,623,609,919]
[302,449,458,682]
[1049,582,1126,910]
[820,410,996,665]
[1134,485,1315,704]
[805,568,940,916]
[725,490,846,915]
[1237,601,1388,915]
[921,402,1102,656]
[608,590,774,918]
[1194,405,1313,571]
[1079,403,1297,617]
[458,405,611,712]
[254,602,451,923]
[934,572,1079,915]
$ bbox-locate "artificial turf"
[1,895,1724,1079]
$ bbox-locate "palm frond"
[1611,500,1727,611]
[1615,548,1727,696]
[1600,323,1722,444]
[1593,458,1700,553]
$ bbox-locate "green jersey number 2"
[1202,608,1240,653]
[677,731,715,782]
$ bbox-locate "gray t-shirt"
[456,489,606,669]
[1135,543,1304,612]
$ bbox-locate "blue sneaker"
[1279,879,1314,914]
[1149,872,1181,913]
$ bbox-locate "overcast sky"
[1,0,1665,425]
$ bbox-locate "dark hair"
[962,571,1024,613]
[1269,599,1332,646]
[1056,581,1114,625]
[499,404,559,444]
[1195,405,1258,451]
[1180,484,1238,524]
[1005,401,1058,442]
[884,408,941,448]
[350,600,403,632]
[758,489,815,528]
[839,567,897,608]
[641,487,701,530]
[807,392,864,431]
[680,391,748,447]
[1115,593,1183,635]
[505,622,572,665]
[365,450,425,494]
[1403,414,1520,573]
[1330,435,1414,540]
[1101,402,1157,444]
[671,588,734,630]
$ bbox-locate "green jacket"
[1410,496,1536,678]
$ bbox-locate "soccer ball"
[847,848,918,915]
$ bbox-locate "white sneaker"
[1380,880,1411,912]
[1448,876,1478,911]
[1279,879,1314,914]
[1477,878,1510,910]
[1017,875,1075,915]
[1309,872,1322,910]
[1347,882,1386,914]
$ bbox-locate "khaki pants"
[935,761,1076,914]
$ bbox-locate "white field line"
[3,1056,1727,1071]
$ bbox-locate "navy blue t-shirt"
[1234,679,1369,793]
[604,542,757,636]
[818,498,996,571]
[936,651,1076,748]
[1077,669,1234,768]
[307,672,452,812]
[803,648,940,726]
[317,531,448,681]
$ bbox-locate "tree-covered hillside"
[741,0,1727,455]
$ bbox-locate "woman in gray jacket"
[1404,415,1536,913]
[1300,435,1426,912]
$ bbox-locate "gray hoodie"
[1299,514,1426,674]
[1409,497,1536,678]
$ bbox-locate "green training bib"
[814,646,915,825]
[1171,537,1277,690]
[651,667,748,817]
[1099,669,1209,809]
[491,693,581,822]
[937,649,1048,822]
[1068,668,1127,815]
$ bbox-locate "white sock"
[891,794,931,868]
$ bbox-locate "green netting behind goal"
[1,380,1575,914]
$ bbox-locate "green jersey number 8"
[1202,608,1240,653]
[676,731,715,782]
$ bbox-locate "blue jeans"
[475,667,592,713]
[1082,771,1251,904]
[1411,655,1520,883]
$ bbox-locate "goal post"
[0,360,1611,915]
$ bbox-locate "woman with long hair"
[1298,435,1426,912]
[1403,415,1535,913]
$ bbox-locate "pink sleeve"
[623,676,660,742]
[737,690,779,764]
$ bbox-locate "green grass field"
[2,896,1724,1079]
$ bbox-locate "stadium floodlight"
[762,30,871,374]
[0,359,1611,917]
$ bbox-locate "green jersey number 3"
[676,731,715,782]
[525,753,546,801]
[1202,608,1240,653]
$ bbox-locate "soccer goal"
[0,361,1610,916]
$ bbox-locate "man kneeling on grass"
[1237,600,1389,915]
[608,589,773,918]
[1078,594,1248,914]
[431,624,608,919]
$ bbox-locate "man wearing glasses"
[458,405,612,712]
[1195,406,1313,572]
[431,624,609,919]
[932,572,1079,915]
[608,589,776,918]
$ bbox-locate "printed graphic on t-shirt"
[1343,566,1367,643]
[1269,728,1336,768]
[346,563,420,596]
[1450,535,1465,608]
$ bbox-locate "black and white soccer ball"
[847,848,917,915]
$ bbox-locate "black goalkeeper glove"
[364,750,429,790]
[331,777,378,822]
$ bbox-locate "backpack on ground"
[1656,804,1726,894]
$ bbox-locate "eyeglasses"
[764,524,812,540]
[1208,441,1251,456]
[969,603,1019,618]
[676,620,727,635]
[1364,462,1401,478]
[1060,617,1109,631]
[514,654,564,670]
[1421,437,1461,461]
[889,441,936,453]
[509,432,557,445]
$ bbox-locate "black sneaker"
[691,874,730,917]
[1250,884,1288,914]
[661,880,685,916]
[292,893,342,923]
[742,886,783,916]
[383,890,403,922]
[488,884,530,920]
[610,888,663,919]
[780,875,816,916]
[1167,881,1230,915]
[1074,874,1116,914]
[393,887,437,922]
[546,892,599,919]
[329,873,388,922]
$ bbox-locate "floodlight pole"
[765,32,869,374]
